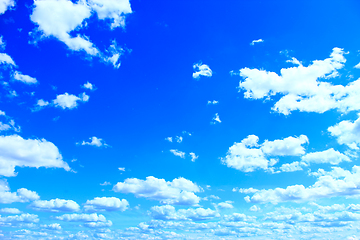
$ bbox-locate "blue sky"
[1,0,360,239]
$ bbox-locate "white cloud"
[249,205,260,212]
[55,213,107,222]
[222,134,308,172]
[36,99,49,107]
[189,152,198,162]
[216,201,234,209]
[88,0,132,29]
[212,113,221,124]
[29,199,80,212]
[0,208,21,214]
[0,179,39,204]
[238,48,360,115]
[176,136,183,143]
[31,0,98,56]
[165,137,172,142]
[83,220,112,228]
[118,167,125,171]
[84,197,129,212]
[82,81,94,90]
[170,149,185,159]
[193,63,212,79]
[0,213,39,223]
[103,39,123,68]
[100,181,111,186]
[207,100,219,105]
[0,0,15,15]
[233,187,259,194]
[80,136,108,147]
[53,92,89,109]
[13,71,38,84]
[354,63,360,69]
[113,176,202,205]
[150,205,219,221]
[0,52,16,66]
[301,148,351,165]
[245,165,360,204]
[41,223,62,230]
[280,161,303,172]
[328,114,360,149]
[250,39,264,45]
[0,135,70,177]
[223,213,256,222]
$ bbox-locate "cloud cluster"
[36,92,89,110]
[0,135,70,177]
[84,197,129,212]
[0,0,15,15]
[193,63,212,79]
[113,176,202,205]
[0,179,39,204]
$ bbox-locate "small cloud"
[249,205,260,212]
[193,63,212,79]
[211,113,221,124]
[354,63,360,69]
[13,71,38,84]
[82,81,95,90]
[79,136,109,147]
[118,167,125,172]
[176,136,183,143]
[207,100,219,105]
[100,181,111,186]
[165,137,173,142]
[189,152,198,162]
[250,39,264,46]
[170,149,185,159]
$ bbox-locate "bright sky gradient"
[1,0,360,239]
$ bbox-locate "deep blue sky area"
[1,0,360,239]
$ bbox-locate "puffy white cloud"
[53,92,89,109]
[113,176,202,205]
[176,136,183,143]
[118,167,125,171]
[189,152,198,162]
[100,181,111,186]
[216,201,234,209]
[165,137,172,142]
[55,213,107,222]
[0,52,15,66]
[0,208,21,214]
[0,0,15,15]
[29,198,80,212]
[0,135,70,177]
[249,205,260,212]
[13,71,38,84]
[250,39,264,45]
[88,0,132,29]
[150,205,219,221]
[207,100,219,105]
[301,148,351,165]
[83,220,112,228]
[0,213,39,223]
[211,113,221,124]
[82,81,94,90]
[193,63,212,79]
[238,48,360,115]
[80,136,108,147]
[245,165,360,204]
[328,114,360,149]
[170,149,185,159]
[233,187,259,194]
[84,197,129,212]
[280,161,303,172]
[222,134,307,172]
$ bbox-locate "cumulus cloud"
[328,114,360,149]
[113,176,202,205]
[29,199,80,212]
[53,92,89,109]
[216,201,234,209]
[170,149,185,159]
[250,39,264,45]
[0,0,15,15]
[80,136,108,147]
[82,81,94,90]
[244,165,360,204]
[207,100,219,105]
[0,52,15,66]
[193,63,212,79]
[150,205,219,221]
[301,148,351,165]
[0,135,70,177]
[0,213,39,223]
[13,71,38,84]
[55,213,107,222]
[222,134,308,172]
[223,213,256,222]
[0,208,21,214]
[84,197,129,212]
[211,113,221,124]
[280,161,303,172]
[103,39,124,68]
[238,48,360,115]
[189,152,198,162]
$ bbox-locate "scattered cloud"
[301,148,351,165]
[113,176,202,205]
[0,179,39,204]
[207,100,219,105]
[13,71,38,84]
[118,167,125,172]
[280,161,303,172]
[82,81,95,90]
[0,208,21,214]
[84,197,129,212]
[29,199,80,212]
[0,135,70,177]
[100,181,111,186]
[165,137,173,142]
[0,0,15,15]
[55,213,107,222]
[189,152,198,162]
[211,113,221,124]
[250,39,264,45]
[215,201,234,209]
[150,205,219,221]
[170,149,185,159]
[328,113,360,149]
[0,52,15,66]
[193,63,212,79]
[79,136,108,147]
[53,92,89,109]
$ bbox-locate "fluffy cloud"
[280,161,303,172]
[80,136,108,147]
[0,135,70,177]
[82,81,94,90]
[328,114,360,149]
[193,63,212,79]
[83,220,112,228]
[84,197,129,212]
[0,0,15,15]
[0,213,39,223]
[189,152,198,162]
[13,71,38,84]
[41,223,62,230]
[170,149,185,159]
[244,165,360,204]
[53,92,89,109]
[55,213,107,222]
[207,100,219,105]
[223,213,256,222]
[211,113,221,124]
[238,48,360,115]
[222,134,308,172]
[216,201,234,209]
[113,176,202,205]
[29,199,80,212]
[150,205,219,221]
[0,208,21,214]
[0,52,15,66]
[250,39,264,45]
[301,148,351,165]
